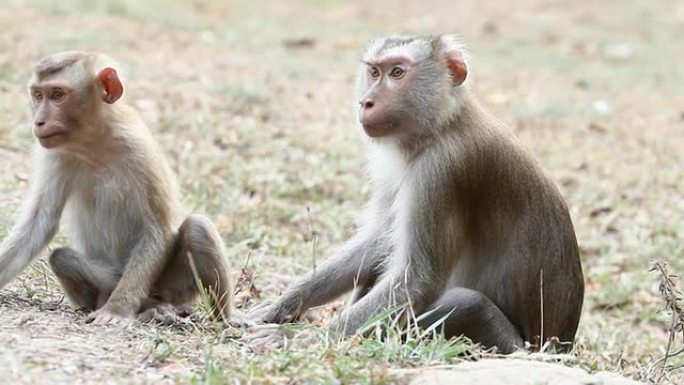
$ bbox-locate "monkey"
[246,35,584,353]
[0,51,232,325]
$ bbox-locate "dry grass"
[0,0,683,383]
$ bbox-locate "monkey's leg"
[151,214,232,321]
[418,287,524,354]
[48,247,119,311]
[138,298,194,324]
[351,271,379,304]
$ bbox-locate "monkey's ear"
[446,51,468,86]
[439,35,468,86]
[98,67,124,104]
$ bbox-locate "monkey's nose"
[360,99,375,109]
[35,120,46,127]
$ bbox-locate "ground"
[0,0,683,384]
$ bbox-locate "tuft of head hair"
[31,51,122,84]
[362,35,422,63]
[33,51,89,81]
[438,34,470,64]
[363,34,468,65]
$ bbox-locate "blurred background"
[0,0,683,383]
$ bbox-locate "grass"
[1,0,683,383]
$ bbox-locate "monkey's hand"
[327,309,376,337]
[242,324,288,352]
[85,306,135,326]
[138,303,191,325]
[227,309,263,328]
[327,318,352,337]
[242,324,317,353]
[252,293,305,324]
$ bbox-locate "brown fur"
[0,51,232,324]
[247,35,584,353]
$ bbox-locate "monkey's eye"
[32,91,44,101]
[389,67,405,78]
[50,89,65,101]
[369,67,381,79]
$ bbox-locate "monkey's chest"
[65,184,144,266]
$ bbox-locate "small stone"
[199,30,217,43]
[575,79,589,90]
[282,38,316,49]
[588,122,608,133]
[592,99,611,115]
[482,21,498,35]
[603,42,636,61]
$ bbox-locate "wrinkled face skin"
[29,79,78,149]
[356,35,468,140]
[358,55,418,138]
[28,57,123,150]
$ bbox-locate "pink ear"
[446,51,468,86]
[98,67,124,104]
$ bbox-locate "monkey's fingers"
[85,311,105,324]
[138,302,192,325]
[242,325,287,353]
[86,313,114,325]
[233,306,286,328]
[243,324,285,342]
[228,310,260,328]
[244,302,274,320]
[138,308,181,325]
[137,309,156,323]
[244,323,281,333]
[174,304,195,318]
[86,309,134,326]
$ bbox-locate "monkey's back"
[447,99,584,345]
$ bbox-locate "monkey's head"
[356,35,468,139]
[28,51,124,149]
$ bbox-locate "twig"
[645,260,684,384]
[540,268,544,352]
[306,206,318,273]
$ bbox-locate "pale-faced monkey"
[0,51,232,325]
[248,35,584,353]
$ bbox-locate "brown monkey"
[248,35,584,353]
[0,51,232,324]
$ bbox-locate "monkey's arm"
[87,227,169,323]
[257,227,388,324]
[329,268,440,335]
[0,163,70,288]
[330,225,449,335]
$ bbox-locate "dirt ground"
[0,0,683,384]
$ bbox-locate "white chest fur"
[367,141,407,190]
[64,169,143,265]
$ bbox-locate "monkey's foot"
[242,324,318,353]
[241,324,288,353]
[247,299,303,324]
[138,303,191,325]
[228,310,261,328]
[243,302,274,322]
[85,308,135,326]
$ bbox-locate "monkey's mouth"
[37,131,66,140]
[37,131,67,148]
[361,121,396,138]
